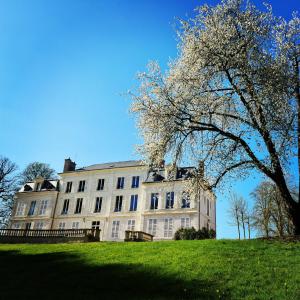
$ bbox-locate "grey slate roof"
[76,160,145,171]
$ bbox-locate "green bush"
[174,227,216,240]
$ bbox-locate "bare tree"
[252,181,297,237]
[252,182,276,237]
[228,193,244,239]
[0,156,18,227]
[130,0,300,234]
[20,162,56,184]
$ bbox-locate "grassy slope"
[0,240,299,300]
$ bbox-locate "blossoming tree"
[131,0,300,234]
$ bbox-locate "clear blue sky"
[0,0,298,238]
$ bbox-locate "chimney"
[63,158,76,172]
[198,160,204,178]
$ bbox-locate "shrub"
[174,227,216,240]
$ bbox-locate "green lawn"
[0,240,299,300]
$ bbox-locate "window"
[65,182,72,193]
[36,182,41,191]
[97,179,105,191]
[75,198,83,214]
[111,220,120,238]
[94,197,102,213]
[72,222,79,229]
[181,217,191,228]
[59,222,66,229]
[12,223,21,229]
[148,219,157,236]
[207,198,210,216]
[16,203,25,216]
[35,222,44,230]
[181,192,190,208]
[150,193,159,210]
[127,219,135,231]
[92,221,100,229]
[114,196,123,212]
[28,201,36,216]
[129,195,138,211]
[61,199,69,215]
[164,218,173,237]
[131,176,139,188]
[78,180,85,192]
[165,192,174,209]
[25,223,32,230]
[39,200,48,215]
[116,177,125,189]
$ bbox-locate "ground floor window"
[72,222,80,229]
[35,222,44,230]
[164,218,173,237]
[127,219,135,231]
[148,219,157,236]
[12,223,21,229]
[59,222,66,229]
[92,221,100,229]
[111,220,120,238]
[181,217,191,228]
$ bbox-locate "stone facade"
[9,160,216,241]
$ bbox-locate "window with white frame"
[148,219,157,236]
[61,199,69,215]
[28,201,36,216]
[150,193,159,210]
[116,177,125,189]
[72,222,80,229]
[59,222,66,229]
[131,176,139,188]
[94,197,102,213]
[75,198,83,214]
[114,196,123,212]
[92,221,100,229]
[35,222,44,230]
[97,179,105,191]
[164,218,173,237]
[78,180,85,192]
[129,195,138,211]
[165,192,174,209]
[181,217,191,228]
[65,182,72,193]
[39,200,48,215]
[181,192,190,208]
[12,223,21,229]
[111,220,120,238]
[16,203,25,216]
[127,219,135,231]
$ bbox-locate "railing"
[124,230,153,242]
[0,228,101,243]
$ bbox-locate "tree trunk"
[235,208,240,240]
[247,217,251,239]
[273,169,299,236]
[288,202,300,236]
[241,211,246,239]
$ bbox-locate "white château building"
[10,159,216,241]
